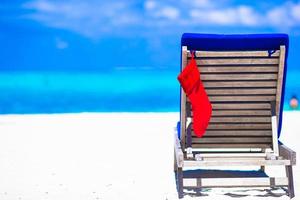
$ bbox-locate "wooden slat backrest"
[180,46,285,151]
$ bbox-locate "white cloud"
[23,0,140,38]
[156,6,180,20]
[291,4,300,21]
[55,38,68,49]
[267,5,293,27]
[266,2,300,28]
[145,1,180,20]
[266,7,289,27]
[144,0,156,10]
[27,0,54,12]
[189,2,300,28]
[237,6,260,26]
[190,6,260,26]
[21,0,300,38]
[190,9,229,25]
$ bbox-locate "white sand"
[0,112,298,200]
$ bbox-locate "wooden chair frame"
[174,45,296,199]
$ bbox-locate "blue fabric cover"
[180,33,289,138]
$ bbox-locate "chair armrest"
[279,142,296,165]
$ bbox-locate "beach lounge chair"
[174,33,296,198]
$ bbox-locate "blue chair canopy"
[180,33,289,138]
[182,33,289,52]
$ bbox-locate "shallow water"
[0,70,178,113]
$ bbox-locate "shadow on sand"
[175,169,288,198]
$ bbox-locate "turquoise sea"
[0,70,178,113]
[0,70,299,114]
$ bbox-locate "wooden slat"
[200,157,277,161]
[206,124,271,130]
[187,96,276,103]
[206,88,276,95]
[192,137,272,144]
[190,110,271,117]
[209,96,276,102]
[212,110,271,116]
[211,103,271,110]
[209,117,271,123]
[186,103,272,114]
[193,153,267,158]
[193,148,264,153]
[184,159,290,167]
[183,177,288,188]
[203,81,277,88]
[190,143,271,149]
[188,50,280,58]
[200,66,278,73]
[200,130,272,136]
[201,74,277,81]
[194,58,279,65]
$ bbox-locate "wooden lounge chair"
[174,34,296,199]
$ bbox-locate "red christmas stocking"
[177,53,212,138]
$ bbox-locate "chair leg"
[260,149,265,172]
[177,167,183,199]
[285,165,295,199]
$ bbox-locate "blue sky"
[0,0,300,71]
